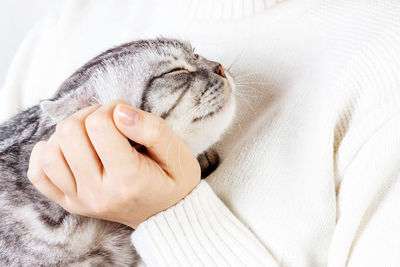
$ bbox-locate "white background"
[0,0,60,86]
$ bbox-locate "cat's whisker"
[236,89,261,96]
[227,48,246,71]
[235,78,268,83]
[91,95,102,105]
[183,105,202,123]
[237,95,257,118]
[234,79,269,87]
[234,92,258,99]
[232,72,260,80]
[187,101,211,127]
[197,107,209,126]
[199,109,208,126]
[236,79,268,83]
[236,85,263,94]
[235,81,267,90]
[236,89,260,96]
[236,82,264,89]
[236,91,260,98]
[235,81,270,86]
[232,119,246,136]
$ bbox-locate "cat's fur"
[0,38,235,266]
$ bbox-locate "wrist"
[128,179,201,229]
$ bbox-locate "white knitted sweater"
[1,0,400,266]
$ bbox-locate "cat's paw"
[197,149,220,179]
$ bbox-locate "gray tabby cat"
[0,38,236,266]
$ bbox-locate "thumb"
[113,103,197,177]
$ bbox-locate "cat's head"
[41,38,236,155]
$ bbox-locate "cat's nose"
[215,64,226,78]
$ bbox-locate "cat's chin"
[186,77,236,156]
[183,94,236,156]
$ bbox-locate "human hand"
[27,100,201,229]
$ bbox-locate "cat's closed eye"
[166,67,190,74]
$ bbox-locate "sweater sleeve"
[327,27,400,266]
[328,112,400,267]
[131,181,278,267]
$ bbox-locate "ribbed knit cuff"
[131,181,277,266]
[178,0,280,20]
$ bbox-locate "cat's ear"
[40,90,93,124]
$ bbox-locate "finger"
[85,100,140,177]
[113,103,197,178]
[27,141,65,203]
[56,105,103,187]
[39,134,77,196]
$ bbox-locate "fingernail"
[116,105,140,126]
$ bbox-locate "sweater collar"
[176,0,284,20]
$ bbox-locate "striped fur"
[0,38,235,266]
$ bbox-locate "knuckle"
[56,117,82,137]
[38,145,59,168]
[85,110,110,133]
[30,141,46,160]
[32,140,46,152]
[62,196,83,215]
[61,196,73,212]
[26,167,41,183]
[27,142,47,182]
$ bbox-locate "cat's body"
[0,38,235,266]
[0,106,137,266]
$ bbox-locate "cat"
[0,38,236,266]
